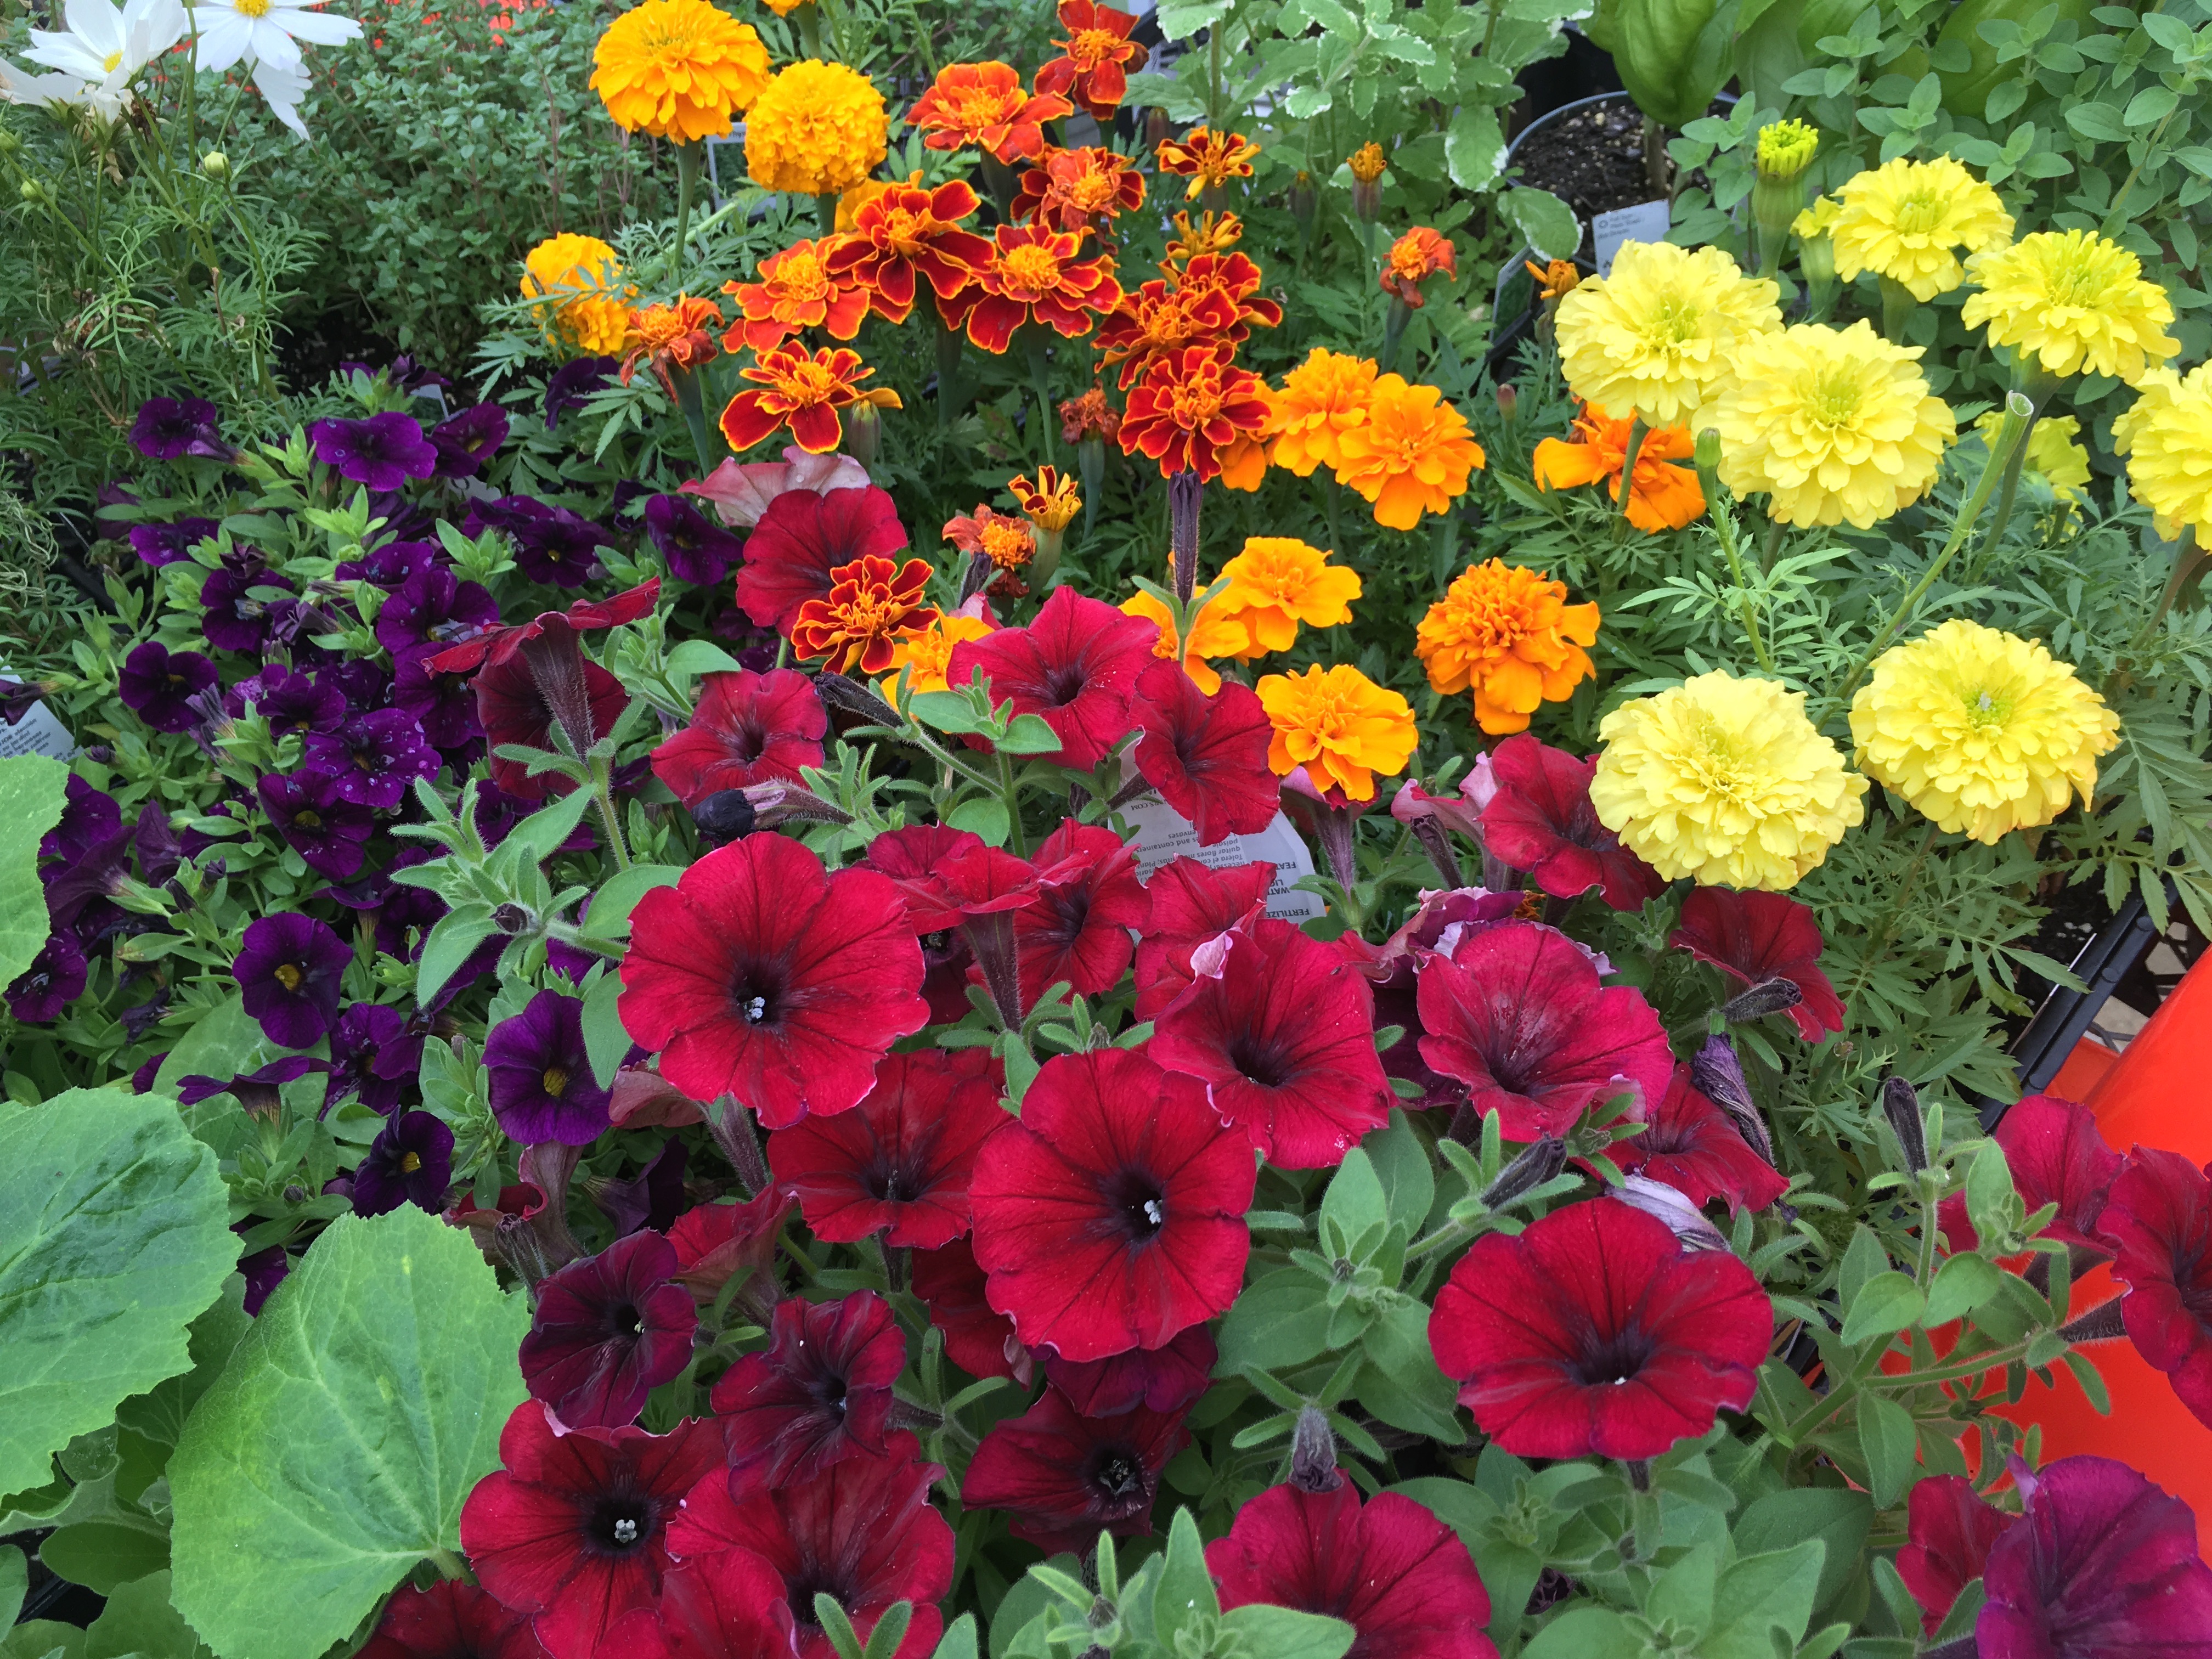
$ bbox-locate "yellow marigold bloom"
[1554,240,1782,426]
[879,614,996,697]
[745,60,889,198]
[1975,408,2092,505]
[589,0,769,143]
[1348,141,1387,184]
[520,233,635,356]
[1165,208,1241,265]
[1793,195,1840,239]
[1121,589,1247,695]
[1829,155,2013,303]
[1331,374,1485,531]
[1592,671,1867,890]
[1756,119,1819,182]
[2112,364,2212,544]
[1849,619,2117,844]
[759,0,809,13]
[1214,537,1361,659]
[1010,466,1082,533]
[1256,664,1418,803]
[1269,348,1378,478]
[1961,229,2179,386]
[1155,127,1260,199]
[1415,560,1599,735]
[1713,320,1956,529]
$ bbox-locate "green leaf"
[85,1572,212,1659]
[929,1615,979,1659]
[0,1545,24,1630]
[504,786,599,864]
[0,755,68,989]
[1446,107,1508,190]
[581,970,631,1089]
[907,691,990,736]
[944,795,1011,848]
[153,996,270,1101]
[1321,1150,1389,1254]
[1731,1488,1872,1618]
[2,1622,87,1659]
[1705,1542,1826,1659]
[1925,1251,2004,1327]
[1218,1604,1357,1659]
[1356,1301,1460,1440]
[2064,99,2131,143]
[39,1514,171,1596]
[1218,1268,1336,1372]
[116,1281,250,1452]
[414,904,499,1007]
[1153,1508,1220,1645]
[170,1208,530,1659]
[1521,1605,1645,1659]
[1838,1223,1889,1314]
[1842,1271,1925,1345]
[0,1090,234,1498]
[2124,84,2179,126]
[586,864,684,937]
[1363,1112,1435,1234]
[1501,187,1582,261]
[1857,1393,1917,1509]
[995,715,1065,757]
[662,640,747,680]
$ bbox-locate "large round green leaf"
[0,1088,235,1497]
[0,753,69,989]
[168,1206,529,1659]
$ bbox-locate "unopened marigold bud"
[1347,142,1386,222]
[1695,427,1723,472]
[1754,120,1820,183]
[1751,122,1821,279]
[843,398,882,470]
[1496,383,1517,421]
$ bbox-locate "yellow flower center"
[775,359,841,405]
[772,251,830,302]
[400,1151,423,1173]
[1167,374,1227,427]
[234,0,272,16]
[1686,716,1760,805]
[1000,244,1063,294]
[103,47,124,69]
[981,521,1034,569]
[1965,686,2014,727]
[542,1065,569,1097]
[273,963,303,992]
[296,810,323,829]
[1647,295,1703,345]
[902,627,959,681]
[952,85,1021,129]
[1069,27,1119,68]
[1066,171,1117,211]
[1807,365,1867,428]
[1893,188,1949,239]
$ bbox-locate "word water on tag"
[0,668,75,761]
[1593,200,1673,276]
[1118,792,1325,923]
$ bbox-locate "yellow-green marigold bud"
[1756,119,1820,182]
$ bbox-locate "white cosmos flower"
[190,0,361,76]
[0,55,134,122]
[24,0,184,83]
[247,51,309,138]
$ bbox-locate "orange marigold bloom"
[1382,227,1457,307]
[1215,425,1273,492]
[1269,348,1378,478]
[721,236,870,353]
[790,554,940,674]
[1034,0,1148,120]
[1013,145,1147,237]
[941,223,1123,353]
[1526,257,1583,301]
[1118,345,1273,482]
[1009,465,1082,533]
[1059,387,1121,443]
[1532,404,1705,532]
[944,504,1036,571]
[1255,664,1418,803]
[1121,586,1247,695]
[822,173,995,326]
[1164,209,1241,266]
[1215,536,1361,659]
[1093,252,1280,389]
[719,344,902,455]
[618,293,723,397]
[1414,559,1599,735]
[908,60,1073,165]
[1348,142,1387,184]
[1155,127,1260,200]
[1331,374,1485,531]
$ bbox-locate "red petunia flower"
[1033,0,1149,119]
[866,825,1081,1025]
[358,1581,540,1659]
[788,555,939,675]
[1013,819,1150,1008]
[968,1045,1253,1361]
[1477,733,1665,913]
[1116,345,1272,482]
[767,1049,1007,1249]
[719,345,901,456]
[459,1403,724,1659]
[1206,1482,1499,1659]
[736,485,909,637]
[1129,660,1280,848]
[1668,887,1846,1041]
[519,1229,699,1430]
[667,1436,954,1659]
[1045,1325,1216,1417]
[1616,1065,1788,1216]
[2098,1147,2212,1430]
[1340,888,1527,1114]
[1013,144,1147,237]
[710,1290,906,1486]
[961,1388,1190,1555]
[667,1187,795,1309]
[1898,1475,2016,1637]
[941,222,1122,354]
[639,1553,794,1659]
[1151,916,1392,1169]
[907,60,1073,163]
[1936,1093,2121,1255]
[910,1237,1030,1383]
[821,176,994,327]
[651,668,827,809]
[618,833,928,1124]
[723,237,870,354]
[475,650,629,802]
[425,582,662,676]
[1429,1199,1772,1460]
[1132,856,1271,1020]
[946,584,1158,771]
[1416,920,1675,1141]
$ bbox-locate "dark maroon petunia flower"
[42,774,121,861]
[1898,1475,2016,1637]
[118,641,218,732]
[1128,661,1280,845]
[234,911,351,1047]
[1132,856,1272,1020]
[341,538,445,589]
[1979,1454,2212,1657]
[1477,733,1664,913]
[463,495,607,590]
[668,1434,953,1659]
[7,930,86,1023]
[865,826,1081,1022]
[1206,1481,1499,1659]
[132,395,232,460]
[1617,1064,1788,1215]
[1151,915,1391,1169]
[2099,1147,2212,1430]
[1668,886,1844,1041]
[909,1238,1029,1383]
[766,1048,1007,1249]
[1430,1198,1772,1460]
[1013,819,1150,1009]
[1045,1325,1216,1418]
[593,1139,690,1238]
[710,1290,906,1486]
[947,585,1158,772]
[128,516,221,567]
[303,709,441,810]
[1339,887,1528,1114]
[359,1579,543,1659]
[544,357,619,428]
[961,1389,1190,1555]
[635,1554,793,1659]
[326,1000,421,1115]
[487,990,616,1146]
[1937,1093,2121,1256]
[520,1229,698,1429]
[459,1404,724,1659]
[645,494,746,586]
[735,485,909,636]
[651,670,827,809]
[258,768,376,879]
[1416,920,1675,1141]
[311,413,439,493]
[200,559,296,654]
[352,1111,455,1216]
[431,403,512,478]
[619,834,928,1124]
[473,653,627,801]
[427,583,661,677]
[231,664,346,737]
[377,567,502,665]
[667,1187,795,1309]
[969,1045,1252,1361]
[396,651,488,755]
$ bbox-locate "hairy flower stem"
[1611,416,1649,538]
[589,755,633,871]
[2058,1296,2126,1344]
[709,1093,772,1193]
[1697,452,1776,674]
[668,142,700,286]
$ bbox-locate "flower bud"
[1496,383,1517,422]
[0,128,19,153]
[200,150,229,179]
[1613,1174,1730,1251]
[1695,428,1722,472]
[19,179,44,204]
[1754,120,1820,184]
[1289,169,1317,227]
[1881,1075,1929,1173]
[1481,1135,1567,1210]
[1721,975,1804,1024]
[842,399,881,470]
[1347,142,1386,223]
[691,788,757,847]
[492,902,534,934]
[1692,1035,1775,1164]
[1288,1406,1344,1493]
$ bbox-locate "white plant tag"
[0,666,75,760]
[1118,792,1325,923]
[1593,201,1673,276]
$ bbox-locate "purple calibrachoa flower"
[430,403,511,478]
[7,931,87,1023]
[40,826,134,932]
[393,652,484,755]
[464,495,604,590]
[229,665,345,737]
[132,396,233,461]
[309,413,439,493]
[118,642,219,732]
[326,1001,424,1115]
[257,769,376,879]
[177,1055,329,1110]
[352,1111,455,1216]
[234,912,352,1047]
[317,659,393,712]
[238,1243,291,1314]
[340,539,444,590]
[128,517,221,568]
[543,357,618,428]
[42,774,120,860]
[375,567,500,665]
[517,1229,697,1429]
[644,493,744,585]
[303,709,440,810]
[201,561,297,654]
[485,989,613,1145]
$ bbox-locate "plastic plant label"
[1119,792,1325,922]
[1593,201,1673,275]
[0,667,75,761]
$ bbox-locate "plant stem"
[1612,416,1649,537]
[588,756,633,871]
[1714,500,1776,674]
[1023,329,1059,465]
[795,0,822,58]
[668,143,699,287]
[997,749,1027,857]
[427,1548,467,1581]
[671,365,724,481]
[816,189,838,238]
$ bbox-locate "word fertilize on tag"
[1117,792,1325,922]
